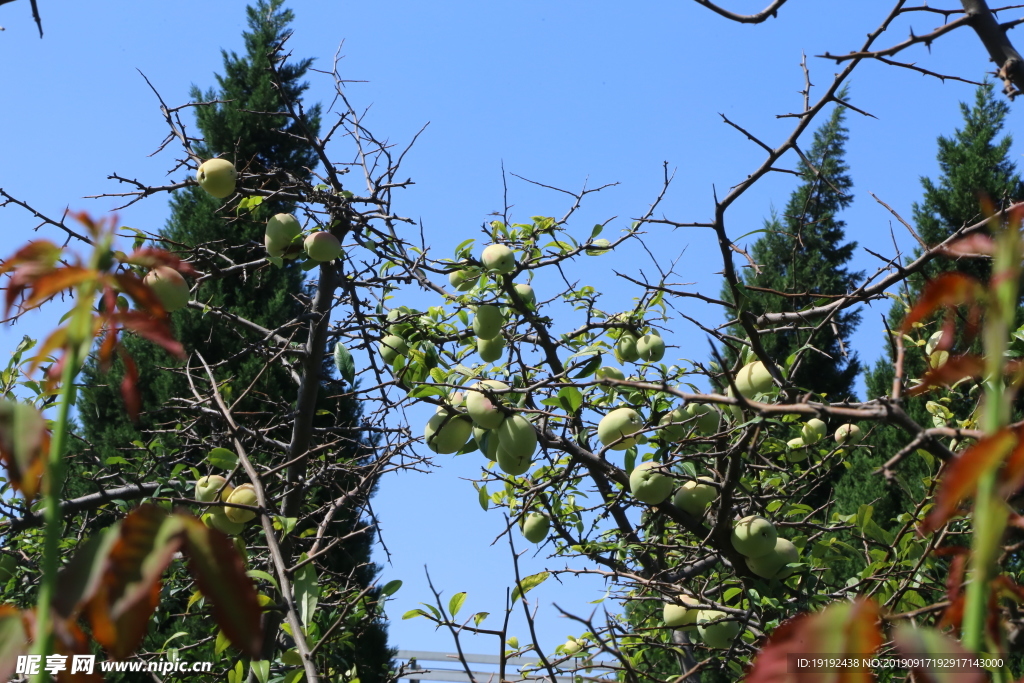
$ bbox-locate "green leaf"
[294,557,319,628]
[511,571,549,603]
[478,484,489,511]
[381,580,403,597]
[572,354,603,379]
[402,608,433,621]
[557,386,583,414]
[216,630,231,656]
[245,570,280,591]
[448,592,467,617]
[334,342,356,385]
[473,612,489,626]
[207,447,238,470]
[251,660,270,683]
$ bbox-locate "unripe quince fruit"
[614,333,640,363]
[196,158,238,198]
[658,407,689,442]
[449,269,479,291]
[663,595,699,629]
[304,232,342,262]
[801,418,827,444]
[636,333,665,362]
[521,512,550,543]
[473,426,500,461]
[379,335,409,364]
[786,437,809,462]
[424,411,473,454]
[481,244,515,274]
[206,509,246,536]
[731,515,778,558]
[513,283,536,306]
[465,380,509,429]
[225,483,258,523]
[265,213,301,256]
[472,305,504,340]
[595,366,625,384]
[834,423,862,446]
[478,335,505,363]
[684,403,720,435]
[195,475,232,503]
[673,477,717,515]
[746,537,800,579]
[696,611,741,649]
[597,408,643,450]
[496,414,537,460]
[629,461,674,504]
[144,266,190,312]
[734,360,773,398]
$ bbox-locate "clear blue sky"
[2,0,1022,661]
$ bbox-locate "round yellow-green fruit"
[629,461,674,504]
[685,403,720,435]
[663,595,699,630]
[481,244,516,274]
[595,366,625,384]
[225,483,258,524]
[731,515,777,558]
[496,414,537,460]
[424,411,473,454]
[786,437,809,462]
[801,418,827,444]
[734,360,773,398]
[304,232,342,262]
[379,335,409,364]
[658,407,689,442]
[521,512,550,543]
[597,408,643,450]
[449,269,479,291]
[673,477,717,516]
[196,158,238,198]
[513,283,536,306]
[636,333,665,362]
[466,380,509,429]
[614,333,640,363]
[478,335,505,363]
[144,266,190,312]
[834,423,863,446]
[472,305,504,339]
[195,475,232,503]
[696,611,741,649]
[746,537,800,579]
[265,213,301,256]
[206,509,245,536]
[473,426,500,461]
[562,639,582,656]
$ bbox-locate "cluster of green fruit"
[786,418,863,461]
[194,475,259,536]
[613,328,665,364]
[731,515,799,580]
[662,596,742,649]
[264,213,342,263]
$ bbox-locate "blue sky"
[2,0,1023,662]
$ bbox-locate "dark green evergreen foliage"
[72,1,393,678]
[836,83,1023,527]
[723,96,862,401]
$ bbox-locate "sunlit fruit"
[658,407,689,442]
[595,366,625,384]
[673,477,717,516]
[386,307,415,335]
[513,283,536,306]
[801,418,826,444]
[449,269,479,291]
[636,333,665,362]
[685,403,720,435]
[304,232,342,262]
[496,414,537,460]
[195,475,232,503]
[379,335,409,364]
[786,437,809,462]
[562,639,582,655]
[696,611,741,649]
[731,515,778,558]
[207,509,245,536]
[614,333,640,363]
[834,423,863,446]
[474,427,500,461]
[424,411,473,454]
[225,483,258,524]
[629,461,674,504]
[597,408,643,450]
[478,335,505,363]
[473,305,504,339]
[482,244,516,273]
[144,266,190,312]
[497,447,532,475]
[466,380,509,429]
[734,360,773,398]
[521,512,550,543]
[265,213,301,256]
[663,595,699,629]
[196,158,237,198]
[746,537,800,579]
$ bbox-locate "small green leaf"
[207,447,238,470]
[334,342,356,385]
[478,484,489,511]
[402,608,432,620]
[557,386,583,414]
[251,661,270,683]
[294,557,319,628]
[381,580,403,596]
[473,612,489,626]
[245,570,279,591]
[511,571,549,603]
[448,592,467,617]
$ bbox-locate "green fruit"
[746,537,800,579]
[386,307,415,335]
[595,366,625,384]
[696,611,741,649]
[379,335,409,364]
[562,639,582,655]
[513,283,536,306]
[195,475,232,503]
[225,483,258,524]
[465,380,509,429]
[734,360,773,398]
[449,269,479,291]
[597,408,643,450]
[636,333,666,362]
[496,414,537,460]
[424,411,473,454]
[685,403,720,435]
[207,509,246,536]
[731,516,778,558]
[629,461,674,504]
[478,335,505,363]
[196,158,238,198]
[496,446,532,475]
[614,333,640,363]
[472,305,504,339]
[521,512,550,543]
[663,595,699,629]
[144,266,190,312]
[672,477,717,516]
[801,418,827,444]
[265,213,301,256]
[658,407,689,442]
[834,423,863,446]
[786,437,809,462]
[473,426,500,461]
[304,232,342,262]
[481,244,516,274]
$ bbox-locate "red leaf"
[113,272,167,319]
[907,354,985,396]
[180,514,263,658]
[22,266,96,311]
[902,273,984,333]
[921,429,1016,534]
[0,239,61,278]
[115,310,184,359]
[122,248,198,277]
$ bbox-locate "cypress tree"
[73,2,393,678]
[722,95,862,401]
[836,83,1023,525]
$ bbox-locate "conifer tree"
[723,96,862,401]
